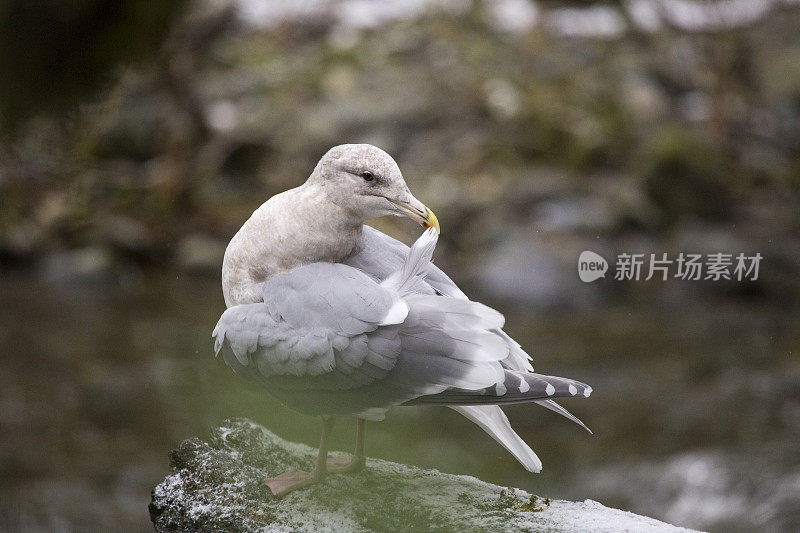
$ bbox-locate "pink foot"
[262,470,320,497]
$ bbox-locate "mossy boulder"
[150,418,695,532]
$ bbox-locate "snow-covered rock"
[149,418,696,532]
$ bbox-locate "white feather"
[381,228,438,296]
[379,298,409,325]
[534,399,593,434]
[450,405,542,473]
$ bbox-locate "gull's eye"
[361,171,375,182]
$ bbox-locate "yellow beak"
[422,207,440,234]
[389,197,440,234]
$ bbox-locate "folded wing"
[213,230,511,420]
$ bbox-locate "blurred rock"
[34,192,72,229]
[531,196,616,233]
[149,418,695,532]
[484,78,522,119]
[581,450,800,533]
[487,0,540,34]
[95,215,152,254]
[659,0,775,32]
[546,6,626,39]
[1,222,44,258]
[622,77,669,121]
[176,234,227,272]
[40,247,114,284]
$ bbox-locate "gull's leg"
[324,418,367,474]
[263,418,335,497]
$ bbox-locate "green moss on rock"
[150,418,696,532]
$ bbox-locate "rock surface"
[149,418,695,532]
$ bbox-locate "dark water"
[0,270,798,532]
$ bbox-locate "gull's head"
[307,144,439,233]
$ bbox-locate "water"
[0,270,797,531]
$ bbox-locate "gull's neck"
[221,183,363,307]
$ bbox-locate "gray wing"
[346,225,533,372]
[213,258,509,419]
[214,263,402,379]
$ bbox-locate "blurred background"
[1,0,799,531]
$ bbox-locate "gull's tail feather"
[450,405,542,473]
[406,370,592,405]
[534,399,592,434]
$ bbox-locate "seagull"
[213,144,592,496]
